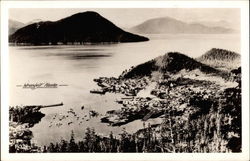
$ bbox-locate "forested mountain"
[9,11,149,45]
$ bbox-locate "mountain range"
[9,19,25,35]
[9,11,149,45]
[9,13,238,39]
[122,51,222,79]
[122,48,240,80]
[130,16,235,34]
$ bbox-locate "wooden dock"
[41,102,63,108]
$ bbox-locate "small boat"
[115,99,123,104]
[97,82,110,88]
[121,97,134,100]
[90,89,106,94]
[125,92,136,96]
[89,110,99,117]
[93,78,102,83]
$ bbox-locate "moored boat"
[90,89,106,94]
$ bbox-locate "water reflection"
[69,53,112,60]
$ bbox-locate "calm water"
[9,34,240,146]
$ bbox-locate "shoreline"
[9,49,242,153]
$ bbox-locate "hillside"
[9,19,25,35]
[90,49,241,153]
[122,52,221,79]
[197,48,240,70]
[9,11,149,45]
[130,17,234,34]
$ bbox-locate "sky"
[9,8,240,28]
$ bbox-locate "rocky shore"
[9,103,64,152]
[9,105,45,152]
[9,105,45,126]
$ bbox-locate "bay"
[9,34,240,146]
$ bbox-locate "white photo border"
[1,1,249,161]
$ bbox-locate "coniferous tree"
[59,139,68,152]
[68,130,79,152]
[84,127,92,152]
[47,143,55,152]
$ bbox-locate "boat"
[97,82,111,88]
[125,92,136,96]
[90,89,106,94]
[115,99,123,104]
[121,97,134,100]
